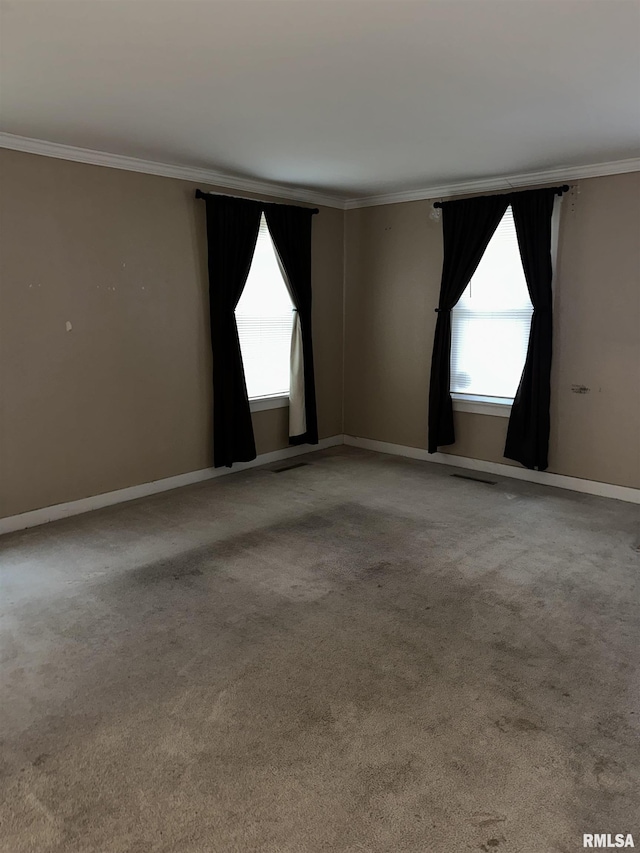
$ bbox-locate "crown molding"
[2,132,638,212]
[0,132,347,210]
[344,158,640,209]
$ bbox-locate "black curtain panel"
[504,187,558,470]
[263,203,319,445]
[428,194,509,453]
[197,192,262,468]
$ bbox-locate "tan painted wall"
[344,173,640,488]
[1,151,637,520]
[0,149,344,517]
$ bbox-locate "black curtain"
[264,203,319,445]
[199,193,262,468]
[427,194,509,452]
[504,188,557,470]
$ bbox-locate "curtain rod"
[195,189,319,214]
[432,184,570,208]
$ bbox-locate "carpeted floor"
[1,446,638,852]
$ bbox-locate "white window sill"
[451,394,512,418]
[249,395,289,413]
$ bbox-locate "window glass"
[451,206,533,400]
[235,215,293,400]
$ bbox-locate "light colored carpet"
[1,446,638,852]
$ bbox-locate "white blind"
[235,214,294,400]
[451,205,533,401]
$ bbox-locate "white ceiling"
[1,0,639,201]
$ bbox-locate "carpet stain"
[480,839,505,851]
[495,716,540,733]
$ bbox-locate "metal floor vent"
[272,462,310,473]
[451,473,497,485]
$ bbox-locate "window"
[235,214,293,404]
[450,205,533,414]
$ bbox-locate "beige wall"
[344,173,640,489]
[0,149,344,518]
[1,150,637,521]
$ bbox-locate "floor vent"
[451,473,497,485]
[272,462,309,473]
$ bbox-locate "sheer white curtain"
[288,310,306,436]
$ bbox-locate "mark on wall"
[568,184,580,215]
[65,321,72,332]
[571,384,590,394]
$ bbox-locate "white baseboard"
[0,435,345,536]
[3,431,637,535]
[344,435,640,504]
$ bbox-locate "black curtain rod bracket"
[432,184,570,208]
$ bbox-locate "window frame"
[451,196,562,417]
[249,394,289,413]
[451,393,513,418]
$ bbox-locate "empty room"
[1,1,639,851]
